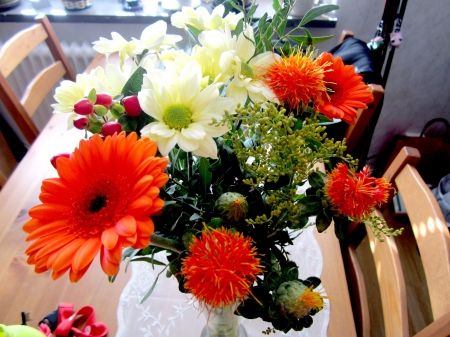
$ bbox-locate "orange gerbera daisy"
[324,163,392,219]
[265,48,327,110]
[315,52,374,124]
[23,132,169,282]
[181,227,262,307]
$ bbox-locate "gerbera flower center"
[163,104,193,130]
[240,62,254,79]
[89,194,108,213]
[70,177,130,238]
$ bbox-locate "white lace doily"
[116,225,329,337]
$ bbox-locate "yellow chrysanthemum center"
[240,62,254,79]
[70,177,130,238]
[297,286,325,311]
[163,104,193,130]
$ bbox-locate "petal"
[72,237,102,271]
[226,82,248,107]
[51,238,85,272]
[157,133,178,157]
[138,89,164,120]
[115,215,137,236]
[179,61,202,103]
[149,123,176,138]
[192,136,218,159]
[127,196,153,215]
[177,133,200,152]
[181,123,206,140]
[101,227,119,250]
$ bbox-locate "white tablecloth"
[116,225,330,337]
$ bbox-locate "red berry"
[50,153,70,169]
[101,121,122,136]
[73,116,89,130]
[122,95,142,117]
[95,93,113,109]
[74,98,94,115]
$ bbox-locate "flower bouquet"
[23,1,402,335]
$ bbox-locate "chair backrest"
[343,146,450,337]
[0,14,75,145]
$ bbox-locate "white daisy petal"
[138,89,164,120]
[157,133,179,157]
[179,61,202,103]
[149,123,177,138]
[177,133,200,152]
[225,82,248,107]
[181,123,206,140]
[193,136,219,159]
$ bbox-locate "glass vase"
[200,303,247,337]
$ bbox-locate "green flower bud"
[275,281,324,319]
[94,104,108,116]
[215,192,248,222]
[110,102,125,119]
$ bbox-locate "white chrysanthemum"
[51,66,113,114]
[93,21,181,69]
[132,21,182,55]
[138,61,235,159]
[199,24,280,105]
[171,5,243,31]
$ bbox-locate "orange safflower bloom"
[265,48,327,109]
[315,52,373,124]
[181,227,262,307]
[23,132,169,282]
[325,163,392,219]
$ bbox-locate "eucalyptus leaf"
[140,266,168,303]
[316,211,331,233]
[131,257,166,266]
[299,4,339,27]
[118,114,138,132]
[308,171,326,189]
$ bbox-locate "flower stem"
[150,233,184,254]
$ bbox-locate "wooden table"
[0,54,356,336]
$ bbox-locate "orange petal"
[28,203,71,220]
[152,172,169,188]
[25,219,68,241]
[127,196,152,216]
[134,235,150,249]
[129,175,154,199]
[100,248,119,276]
[148,198,165,215]
[69,261,93,282]
[136,217,155,236]
[23,218,42,233]
[115,215,136,236]
[101,227,119,250]
[32,235,74,259]
[72,237,102,272]
[51,238,85,272]
[123,233,137,246]
[103,241,122,264]
[144,186,160,200]
[51,265,71,280]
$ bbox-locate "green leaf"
[246,3,258,17]
[308,171,326,189]
[87,88,96,104]
[121,66,146,96]
[189,213,202,221]
[131,257,166,266]
[297,195,322,216]
[289,34,334,46]
[264,271,282,291]
[186,24,201,36]
[303,276,321,288]
[118,114,138,132]
[276,16,288,37]
[316,211,332,233]
[186,29,197,49]
[234,18,244,37]
[334,216,350,240]
[140,266,168,303]
[299,4,339,27]
[272,0,281,11]
[208,217,225,228]
[199,157,212,197]
[290,216,309,229]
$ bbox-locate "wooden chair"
[0,14,75,145]
[342,146,450,336]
